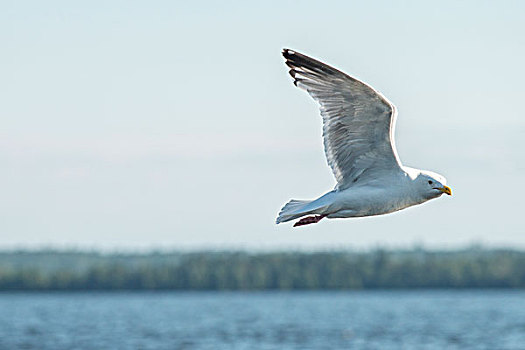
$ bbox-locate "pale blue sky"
[1,1,524,250]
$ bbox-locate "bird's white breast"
[326,173,424,218]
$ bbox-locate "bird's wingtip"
[282,48,295,58]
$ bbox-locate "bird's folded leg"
[293,215,326,227]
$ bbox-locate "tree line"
[1,248,524,290]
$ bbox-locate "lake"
[1,290,524,349]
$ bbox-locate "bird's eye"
[428,180,433,185]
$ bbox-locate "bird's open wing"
[283,49,403,189]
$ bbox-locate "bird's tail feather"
[275,199,314,224]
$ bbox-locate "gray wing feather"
[282,49,402,189]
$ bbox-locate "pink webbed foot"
[293,215,326,227]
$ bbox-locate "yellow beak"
[438,185,452,196]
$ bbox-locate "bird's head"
[415,171,452,199]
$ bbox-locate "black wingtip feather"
[282,48,294,57]
[282,48,343,79]
[285,61,296,69]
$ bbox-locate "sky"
[1,1,524,250]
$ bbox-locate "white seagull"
[276,49,452,227]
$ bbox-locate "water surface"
[1,290,524,349]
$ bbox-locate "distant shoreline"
[1,248,525,291]
[2,288,525,294]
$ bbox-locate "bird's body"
[276,49,451,227]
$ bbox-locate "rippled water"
[1,290,524,349]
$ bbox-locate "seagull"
[276,49,452,227]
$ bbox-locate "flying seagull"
[276,49,452,227]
